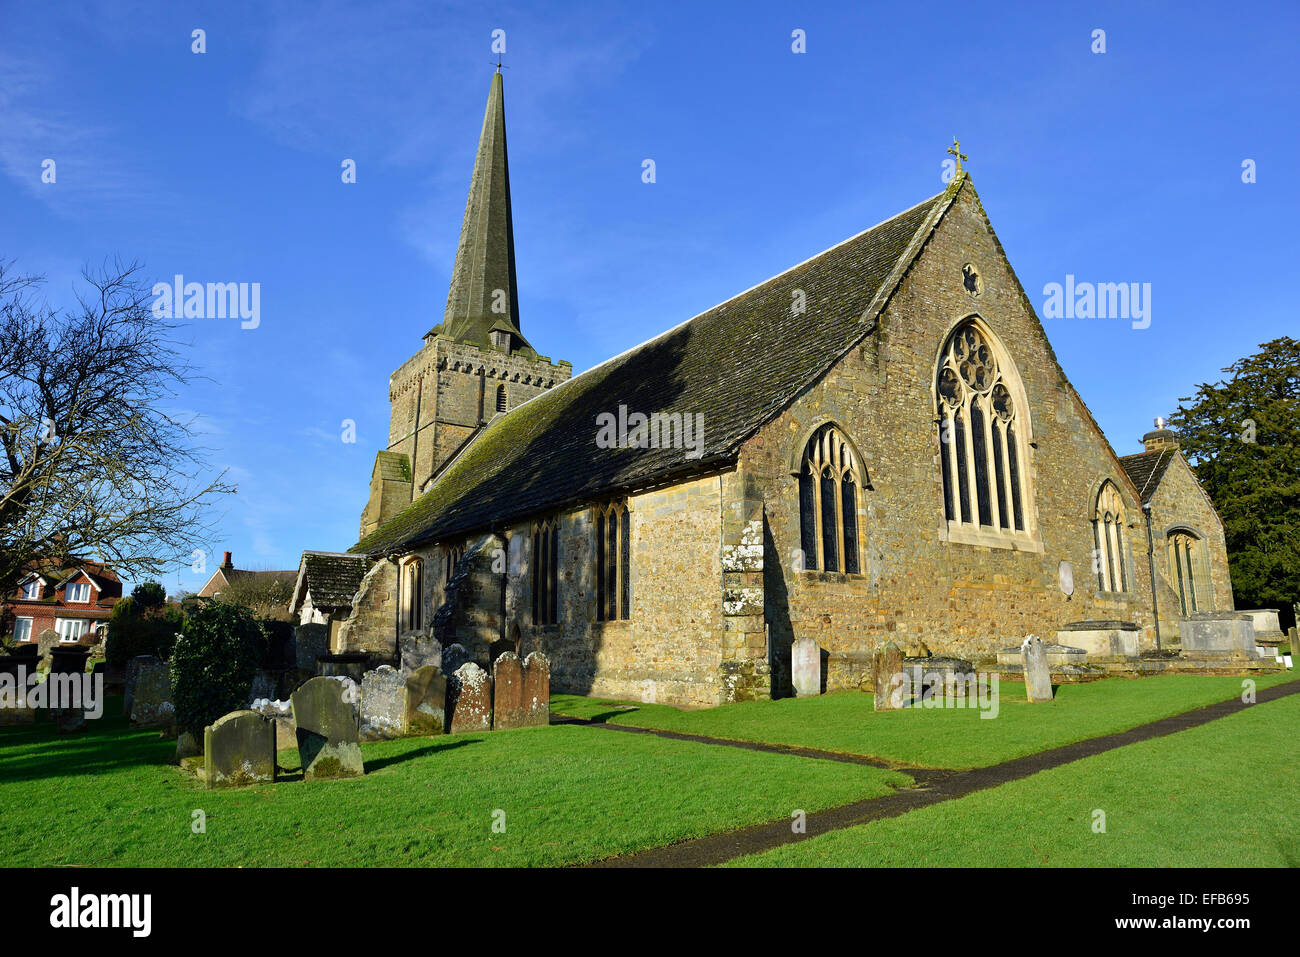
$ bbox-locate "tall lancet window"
[937,321,1032,544]
[797,425,862,574]
[1168,530,1206,616]
[1093,481,1128,592]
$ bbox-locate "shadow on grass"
[0,714,174,785]
[364,738,476,772]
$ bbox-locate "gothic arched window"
[1093,481,1128,592]
[936,321,1030,541]
[595,501,631,621]
[532,519,559,625]
[1168,530,1204,616]
[404,558,424,631]
[444,544,464,587]
[797,425,861,574]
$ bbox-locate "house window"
[937,321,1030,539]
[797,425,862,574]
[1093,481,1128,592]
[405,559,424,631]
[55,619,87,642]
[66,582,90,603]
[531,519,559,625]
[13,618,33,642]
[496,384,508,413]
[1168,530,1205,616]
[19,580,40,600]
[595,501,631,621]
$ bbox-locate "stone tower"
[361,70,571,539]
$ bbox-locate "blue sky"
[2,0,1296,595]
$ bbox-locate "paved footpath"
[570,679,1300,868]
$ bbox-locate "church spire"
[431,70,526,351]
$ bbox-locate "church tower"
[361,71,571,539]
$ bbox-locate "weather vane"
[947,137,968,174]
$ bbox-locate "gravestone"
[872,641,904,710]
[291,676,364,780]
[448,662,491,734]
[176,730,201,760]
[1055,620,1140,658]
[251,698,296,751]
[1021,635,1053,702]
[791,637,821,697]
[491,652,526,730]
[293,623,329,673]
[442,642,471,677]
[400,634,442,674]
[1179,613,1256,658]
[360,665,409,740]
[35,629,60,670]
[521,653,550,727]
[129,657,173,728]
[405,665,447,735]
[124,654,156,716]
[204,709,276,788]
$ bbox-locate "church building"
[314,71,1234,707]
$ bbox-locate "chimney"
[1141,416,1179,453]
[221,551,233,570]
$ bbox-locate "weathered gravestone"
[872,641,904,710]
[405,665,446,735]
[35,629,60,670]
[442,642,471,678]
[521,652,550,727]
[791,637,821,697]
[129,657,173,728]
[293,623,329,673]
[448,662,491,734]
[491,652,526,730]
[48,648,90,733]
[251,698,296,751]
[291,676,364,780]
[204,710,276,788]
[1021,635,1053,702]
[400,634,442,675]
[360,665,409,740]
[123,654,154,716]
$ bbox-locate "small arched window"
[936,321,1029,539]
[594,501,631,621]
[1168,530,1204,616]
[444,544,464,587]
[496,384,508,413]
[1093,481,1128,592]
[404,558,424,631]
[797,425,861,574]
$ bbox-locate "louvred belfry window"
[797,425,862,574]
[937,322,1029,538]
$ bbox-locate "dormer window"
[66,582,90,603]
[19,580,41,600]
[490,329,512,353]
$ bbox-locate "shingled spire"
[430,70,530,354]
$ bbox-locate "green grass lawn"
[608,672,1300,769]
[0,705,906,867]
[727,692,1300,867]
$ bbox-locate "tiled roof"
[296,551,369,608]
[353,184,954,556]
[1119,450,1176,504]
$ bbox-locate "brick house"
[300,72,1238,707]
[3,560,123,644]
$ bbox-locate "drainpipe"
[1142,503,1161,652]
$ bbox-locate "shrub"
[105,595,184,665]
[171,601,264,738]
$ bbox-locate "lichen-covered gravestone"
[1021,635,1053,702]
[405,665,446,735]
[448,662,491,734]
[130,657,173,728]
[791,637,821,697]
[521,653,550,727]
[291,676,364,780]
[491,652,525,730]
[36,629,60,671]
[251,698,296,751]
[204,709,276,788]
[360,665,409,740]
[872,641,904,711]
[400,634,442,675]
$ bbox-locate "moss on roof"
[353,187,953,557]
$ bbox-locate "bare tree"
[0,258,235,598]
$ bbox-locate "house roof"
[291,551,370,611]
[353,182,955,557]
[1119,449,1177,504]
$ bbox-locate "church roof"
[1119,449,1177,504]
[426,71,531,357]
[352,182,956,557]
[291,551,370,611]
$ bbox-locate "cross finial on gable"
[947,137,968,174]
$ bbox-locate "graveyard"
[1,666,1296,868]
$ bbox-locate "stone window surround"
[1092,480,1130,593]
[1165,523,1212,615]
[401,556,424,631]
[790,421,867,576]
[531,517,560,626]
[593,499,632,622]
[932,314,1043,554]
